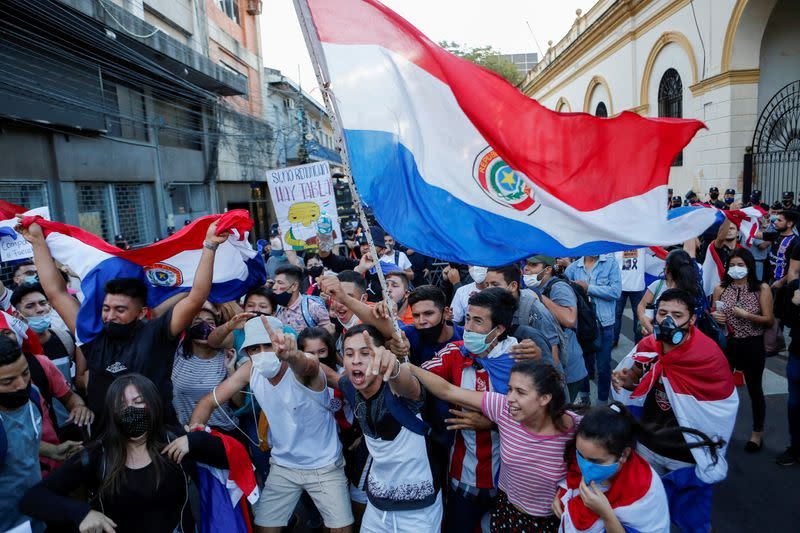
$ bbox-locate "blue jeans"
[581,325,614,402]
[788,355,800,452]
[614,289,645,345]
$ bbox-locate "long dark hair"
[665,249,701,298]
[98,374,171,497]
[510,361,568,432]
[720,248,761,292]
[565,401,725,464]
[298,326,339,368]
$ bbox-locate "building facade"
[0,0,270,252]
[522,0,799,203]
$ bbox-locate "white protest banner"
[0,206,51,262]
[265,161,342,251]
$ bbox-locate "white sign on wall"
[0,206,51,262]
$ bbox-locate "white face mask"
[270,238,283,250]
[251,351,281,379]
[727,266,748,280]
[523,273,542,288]
[469,266,488,284]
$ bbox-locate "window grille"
[658,68,684,166]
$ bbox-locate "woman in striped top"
[412,360,577,533]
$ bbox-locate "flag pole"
[292,0,403,335]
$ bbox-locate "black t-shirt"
[640,378,696,464]
[41,332,70,363]
[713,244,734,271]
[82,309,179,417]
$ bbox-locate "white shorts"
[361,491,443,533]
[253,457,354,528]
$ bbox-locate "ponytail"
[565,401,726,463]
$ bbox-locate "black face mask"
[0,381,31,409]
[417,320,445,344]
[709,193,719,200]
[118,406,152,439]
[273,290,293,307]
[653,315,690,346]
[187,321,214,341]
[307,266,324,279]
[105,320,139,339]
[784,200,793,208]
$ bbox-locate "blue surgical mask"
[462,327,497,354]
[23,275,39,285]
[724,197,735,204]
[770,215,779,223]
[576,451,620,486]
[27,315,51,334]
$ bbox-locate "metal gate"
[743,80,800,204]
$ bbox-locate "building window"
[0,182,49,285]
[217,0,240,24]
[220,61,249,99]
[102,77,149,142]
[77,183,155,245]
[658,68,683,166]
[594,102,608,118]
[171,183,209,216]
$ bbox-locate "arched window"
[594,102,608,117]
[658,68,683,166]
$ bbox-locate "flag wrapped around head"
[17,210,266,344]
[299,0,720,265]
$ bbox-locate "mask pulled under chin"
[417,320,445,344]
[105,320,139,339]
[0,381,32,409]
[252,351,281,379]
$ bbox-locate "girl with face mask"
[711,249,774,452]
[554,402,722,533]
[20,374,236,533]
[171,306,243,435]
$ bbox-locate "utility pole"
[296,83,310,164]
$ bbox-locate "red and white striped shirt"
[422,339,517,489]
[481,391,578,516]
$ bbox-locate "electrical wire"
[96,0,160,39]
[689,0,706,78]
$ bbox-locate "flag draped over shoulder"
[300,0,718,265]
[13,209,266,344]
[612,330,738,484]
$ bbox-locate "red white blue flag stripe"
[8,206,266,344]
[299,0,719,265]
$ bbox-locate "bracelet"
[203,240,219,251]
[389,358,401,380]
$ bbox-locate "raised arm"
[408,364,484,411]
[714,218,733,249]
[263,318,325,391]
[207,312,256,349]
[169,221,230,337]
[18,220,79,334]
[318,275,396,339]
[190,361,251,428]
[362,330,421,400]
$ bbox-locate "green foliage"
[439,41,524,85]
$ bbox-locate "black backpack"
[543,276,600,347]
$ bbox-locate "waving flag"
[16,210,266,343]
[297,0,718,265]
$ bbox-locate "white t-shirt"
[380,250,412,271]
[615,249,647,292]
[451,282,480,324]
[250,365,341,469]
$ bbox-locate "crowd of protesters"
[0,187,798,533]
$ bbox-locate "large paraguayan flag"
[7,203,266,344]
[298,0,719,265]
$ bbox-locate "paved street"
[612,310,799,533]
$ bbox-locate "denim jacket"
[565,255,622,327]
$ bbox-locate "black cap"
[783,191,795,199]
[751,189,762,196]
[672,196,682,203]
[725,188,735,194]
[667,188,673,194]
[709,186,719,193]
[685,190,697,199]
[771,201,783,210]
